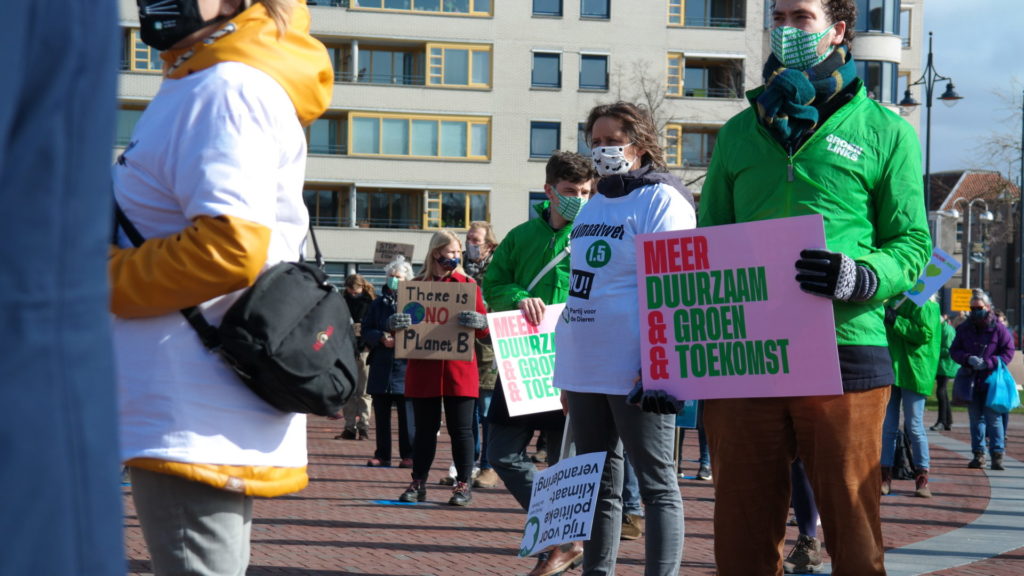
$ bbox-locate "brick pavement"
[122,410,1024,575]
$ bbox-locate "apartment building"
[116,0,924,284]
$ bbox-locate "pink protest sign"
[635,214,842,400]
[488,304,566,417]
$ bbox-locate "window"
[350,113,490,160]
[580,54,608,90]
[355,188,423,229]
[668,0,745,28]
[530,122,560,159]
[533,0,562,16]
[427,43,492,88]
[424,190,489,228]
[581,0,609,19]
[357,47,424,85]
[304,187,350,227]
[122,29,161,73]
[666,53,684,97]
[855,0,898,34]
[532,52,562,88]
[899,8,911,47]
[683,57,744,98]
[665,124,718,167]
[116,109,145,146]
[353,0,491,16]
[307,117,347,154]
[577,123,590,156]
[856,60,898,104]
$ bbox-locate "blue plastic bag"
[985,359,1021,414]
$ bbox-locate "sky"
[921,0,1023,181]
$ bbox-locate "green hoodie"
[484,201,572,312]
[886,299,941,395]
[699,84,932,347]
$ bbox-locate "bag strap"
[114,201,222,350]
[526,245,569,293]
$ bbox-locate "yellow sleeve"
[109,214,272,318]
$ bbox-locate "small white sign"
[519,451,605,557]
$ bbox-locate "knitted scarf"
[756,46,857,150]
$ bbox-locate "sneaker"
[696,464,713,481]
[439,463,457,486]
[366,458,391,467]
[914,471,932,498]
[620,513,644,540]
[783,534,823,574]
[448,481,472,506]
[968,452,986,469]
[473,468,500,488]
[991,453,1005,471]
[399,458,414,469]
[398,480,426,503]
[334,429,357,440]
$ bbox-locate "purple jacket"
[949,316,1015,394]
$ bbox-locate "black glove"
[795,249,878,302]
[967,356,987,370]
[884,306,898,326]
[387,313,412,331]
[458,310,488,330]
[626,380,682,415]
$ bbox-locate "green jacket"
[484,201,571,311]
[885,299,940,395]
[699,83,932,347]
[937,319,959,378]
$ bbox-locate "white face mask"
[591,143,635,176]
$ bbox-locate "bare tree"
[973,78,1023,182]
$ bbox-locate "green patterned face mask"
[771,24,835,70]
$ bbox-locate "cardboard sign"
[636,214,842,400]
[395,281,476,361]
[950,288,973,312]
[488,304,566,417]
[904,247,961,306]
[519,451,605,558]
[373,241,415,265]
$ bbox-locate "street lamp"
[899,32,963,210]
[1018,88,1024,347]
[942,197,994,289]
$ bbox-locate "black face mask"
[137,0,230,51]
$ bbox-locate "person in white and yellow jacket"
[110,1,332,573]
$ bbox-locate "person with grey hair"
[362,255,416,468]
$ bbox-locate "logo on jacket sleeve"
[313,325,335,351]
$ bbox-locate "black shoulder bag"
[115,205,357,416]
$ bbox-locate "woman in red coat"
[391,230,490,506]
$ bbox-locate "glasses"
[969,306,986,311]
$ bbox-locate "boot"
[399,479,427,502]
[880,466,892,496]
[991,453,1005,471]
[968,452,986,469]
[448,481,472,506]
[914,469,932,498]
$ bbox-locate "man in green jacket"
[698,1,931,575]
[483,150,595,576]
[881,298,940,498]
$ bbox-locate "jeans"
[566,391,684,576]
[473,389,494,468]
[622,454,643,516]
[881,386,930,470]
[705,386,889,576]
[968,389,1005,455]
[410,396,475,483]
[488,420,565,510]
[371,394,412,463]
[679,402,711,468]
[791,458,819,539]
[131,467,253,576]
[934,375,952,428]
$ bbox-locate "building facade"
[115,0,924,285]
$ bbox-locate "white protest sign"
[904,247,961,306]
[519,451,604,557]
[488,303,566,417]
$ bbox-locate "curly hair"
[584,101,666,171]
[545,151,597,186]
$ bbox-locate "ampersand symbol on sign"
[648,311,667,344]
[649,346,669,380]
